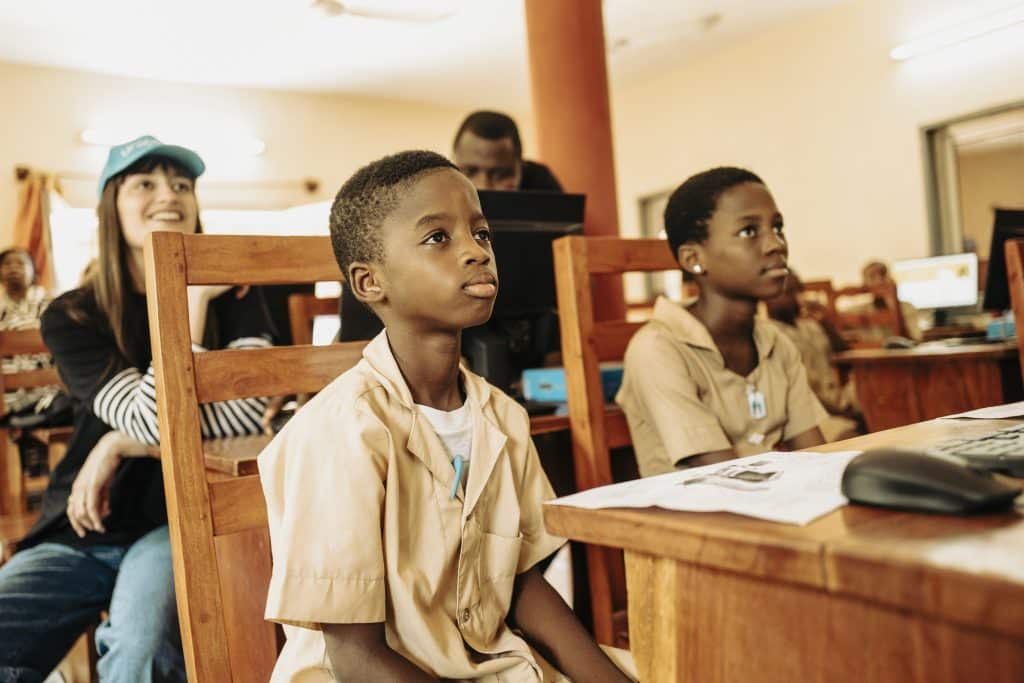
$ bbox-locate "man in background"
[452,110,563,192]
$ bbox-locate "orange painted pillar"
[524,0,625,320]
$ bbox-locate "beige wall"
[0,62,523,245]
[957,144,1024,260]
[610,0,1024,289]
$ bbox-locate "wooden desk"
[545,418,1024,683]
[834,341,1022,431]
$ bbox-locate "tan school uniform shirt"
[616,297,827,477]
[259,331,567,682]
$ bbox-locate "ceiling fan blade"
[337,1,454,23]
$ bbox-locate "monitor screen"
[478,190,585,318]
[890,253,978,310]
[982,208,1024,311]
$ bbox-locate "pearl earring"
[693,265,703,274]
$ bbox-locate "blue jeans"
[0,525,185,683]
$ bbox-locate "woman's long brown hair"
[75,155,202,362]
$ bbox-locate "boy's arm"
[322,622,438,682]
[677,448,736,468]
[783,426,825,450]
[508,567,631,682]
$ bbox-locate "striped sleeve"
[92,336,273,446]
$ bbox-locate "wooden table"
[834,341,1022,431]
[544,418,1024,683]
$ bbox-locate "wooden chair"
[144,233,367,682]
[0,332,95,683]
[828,282,907,347]
[552,235,679,648]
[287,291,340,346]
[800,278,834,311]
[0,329,72,515]
[1004,239,1024,383]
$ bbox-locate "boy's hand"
[509,566,634,682]
[322,622,438,682]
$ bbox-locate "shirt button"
[461,609,471,624]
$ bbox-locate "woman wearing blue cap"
[0,136,272,682]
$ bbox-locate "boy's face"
[688,182,789,301]
[367,168,498,332]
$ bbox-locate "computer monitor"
[890,253,978,314]
[982,208,1024,311]
[339,189,585,396]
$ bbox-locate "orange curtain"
[10,169,58,290]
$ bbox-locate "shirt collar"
[360,329,494,412]
[651,296,779,359]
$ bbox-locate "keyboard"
[930,424,1024,477]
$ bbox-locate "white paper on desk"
[941,401,1024,420]
[548,451,861,525]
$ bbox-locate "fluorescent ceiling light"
[80,128,266,156]
[890,3,1024,61]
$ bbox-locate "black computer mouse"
[841,448,1022,514]
[883,336,917,349]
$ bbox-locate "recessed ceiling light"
[890,3,1024,61]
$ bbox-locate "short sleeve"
[777,335,828,440]
[618,329,730,465]
[259,396,390,627]
[515,435,566,573]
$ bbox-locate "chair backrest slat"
[193,342,366,404]
[183,235,343,285]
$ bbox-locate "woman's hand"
[66,433,124,537]
[66,430,154,537]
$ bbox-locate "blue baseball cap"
[97,135,205,198]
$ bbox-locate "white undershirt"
[416,398,474,468]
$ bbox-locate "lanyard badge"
[746,384,767,419]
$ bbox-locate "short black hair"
[329,150,458,277]
[663,166,764,263]
[0,248,35,279]
[452,111,522,157]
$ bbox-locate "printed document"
[548,451,861,525]
[941,401,1024,420]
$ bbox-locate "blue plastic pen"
[450,456,465,500]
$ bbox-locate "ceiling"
[0,0,844,110]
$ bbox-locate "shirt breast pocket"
[472,525,523,644]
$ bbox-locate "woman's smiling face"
[116,165,198,250]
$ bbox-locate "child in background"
[259,151,630,682]
[617,167,826,477]
[765,270,863,441]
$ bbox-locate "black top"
[519,160,563,192]
[21,286,271,550]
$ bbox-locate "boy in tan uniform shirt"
[617,167,826,476]
[259,151,630,681]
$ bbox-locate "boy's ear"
[347,262,385,304]
[676,243,705,277]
